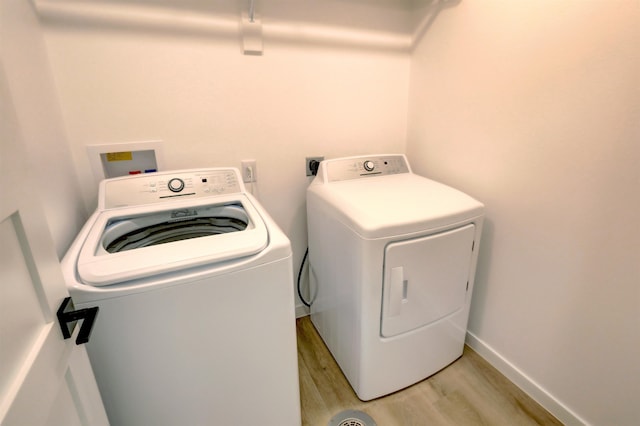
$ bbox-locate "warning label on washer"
[106,152,133,162]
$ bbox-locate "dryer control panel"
[320,154,411,183]
[100,168,244,209]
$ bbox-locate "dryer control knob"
[363,160,375,172]
[168,178,185,192]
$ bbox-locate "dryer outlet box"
[306,156,324,176]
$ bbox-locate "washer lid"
[76,194,268,286]
[308,173,484,238]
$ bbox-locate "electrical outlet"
[241,159,257,183]
[306,156,324,177]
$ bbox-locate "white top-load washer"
[62,168,300,425]
[307,154,484,401]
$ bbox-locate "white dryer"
[307,154,484,401]
[62,168,300,425]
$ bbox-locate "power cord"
[297,247,311,307]
[298,161,320,308]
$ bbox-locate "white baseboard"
[465,330,587,426]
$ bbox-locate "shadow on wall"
[466,217,495,335]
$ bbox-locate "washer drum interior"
[101,203,249,253]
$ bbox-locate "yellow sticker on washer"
[106,152,133,162]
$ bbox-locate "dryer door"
[381,224,476,338]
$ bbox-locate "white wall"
[38,0,410,313]
[16,0,639,422]
[1,0,87,258]
[407,1,640,425]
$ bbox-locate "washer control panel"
[101,169,243,208]
[323,155,410,182]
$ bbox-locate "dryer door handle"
[387,267,406,317]
[57,296,99,345]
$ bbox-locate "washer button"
[363,160,375,172]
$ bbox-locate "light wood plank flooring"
[297,317,562,425]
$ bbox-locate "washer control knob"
[168,178,185,193]
[363,160,375,172]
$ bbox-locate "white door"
[0,61,109,425]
